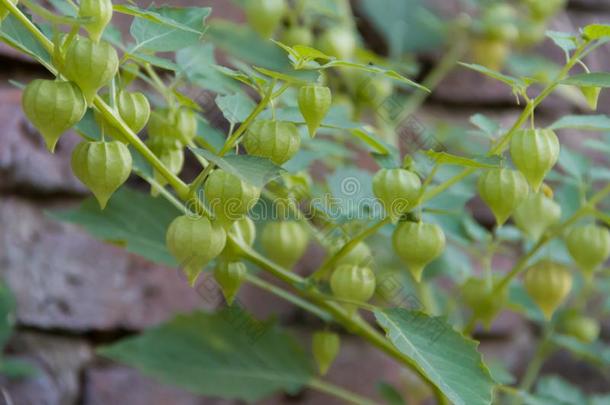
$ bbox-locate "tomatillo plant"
[2,1,610,404]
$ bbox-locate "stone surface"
[1,331,92,405]
[0,87,86,195]
[0,196,204,331]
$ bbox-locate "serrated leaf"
[375,308,495,405]
[129,6,210,52]
[191,148,285,187]
[98,309,313,402]
[215,93,256,125]
[561,72,610,88]
[583,24,610,40]
[459,62,528,90]
[50,188,180,266]
[424,151,500,169]
[549,114,610,131]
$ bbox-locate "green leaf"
[376,381,406,405]
[546,31,577,53]
[98,309,313,402]
[424,151,500,169]
[583,24,610,40]
[215,93,256,125]
[176,44,243,94]
[374,308,495,405]
[561,72,610,88]
[207,21,303,75]
[469,114,499,137]
[196,116,225,154]
[532,375,587,405]
[558,146,591,180]
[0,358,38,379]
[458,62,528,90]
[551,334,610,367]
[128,6,210,52]
[350,128,393,155]
[129,52,179,71]
[0,282,16,349]
[549,114,610,131]
[50,188,180,266]
[190,148,285,187]
[319,60,428,91]
[359,0,445,56]
[0,14,51,66]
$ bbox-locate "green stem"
[244,273,333,322]
[308,379,378,405]
[311,217,392,281]
[1,0,54,54]
[511,328,554,405]
[489,43,588,156]
[238,244,442,399]
[397,32,468,124]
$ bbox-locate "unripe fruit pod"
[298,85,332,137]
[78,0,113,42]
[95,90,151,143]
[214,261,247,305]
[166,215,227,285]
[63,37,119,105]
[335,241,372,267]
[281,171,312,201]
[471,38,510,71]
[373,168,421,221]
[261,221,309,268]
[392,221,446,282]
[243,120,301,165]
[22,79,87,152]
[510,129,560,192]
[524,260,572,320]
[0,0,17,22]
[245,0,286,38]
[477,168,529,226]
[120,61,140,86]
[204,170,260,228]
[517,20,547,47]
[71,141,132,209]
[146,141,184,196]
[565,224,610,274]
[526,0,566,19]
[580,86,601,110]
[222,216,257,260]
[281,26,313,47]
[513,192,561,241]
[482,4,518,42]
[330,265,376,314]
[148,108,197,147]
[317,27,356,60]
[560,313,600,344]
[461,278,508,329]
[312,331,340,375]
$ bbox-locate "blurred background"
[0,0,609,404]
